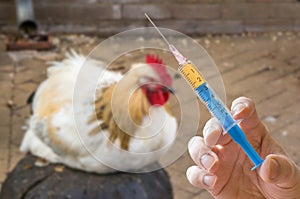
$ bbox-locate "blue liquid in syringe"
[196,82,236,131]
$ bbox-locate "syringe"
[145,14,264,170]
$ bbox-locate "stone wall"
[0,0,300,35]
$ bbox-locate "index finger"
[231,96,260,131]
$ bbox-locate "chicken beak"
[168,87,175,94]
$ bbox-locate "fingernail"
[186,167,193,181]
[201,154,216,170]
[268,158,279,180]
[188,137,196,149]
[203,174,217,187]
[232,103,246,116]
[204,126,218,136]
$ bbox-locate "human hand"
[186,97,300,199]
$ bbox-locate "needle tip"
[144,13,151,22]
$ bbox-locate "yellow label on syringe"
[179,62,206,89]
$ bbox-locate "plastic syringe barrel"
[195,82,264,170]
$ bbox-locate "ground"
[0,32,299,199]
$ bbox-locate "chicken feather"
[20,52,178,173]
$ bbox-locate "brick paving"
[0,32,299,198]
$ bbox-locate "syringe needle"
[145,13,171,46]
[145,13,187,65]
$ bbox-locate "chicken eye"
[146,87,151,94]
[139,77,155,85]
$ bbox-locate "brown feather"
[90,84,151,150]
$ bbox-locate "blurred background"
[0,0,299,199]
[0,0,300,35]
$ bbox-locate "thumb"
[259,154,299,187]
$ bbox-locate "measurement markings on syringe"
[180,63,205,89]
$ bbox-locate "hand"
[186,97,300,199]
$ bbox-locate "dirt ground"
[0,32,299,199]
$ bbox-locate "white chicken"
[20,51,177,173]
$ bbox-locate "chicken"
[20,51,177,173]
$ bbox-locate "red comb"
[146,54,172,87]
